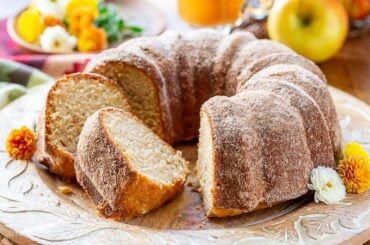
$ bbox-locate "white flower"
[40,26,76,52]
[308,166,346,205]
[34,0,69,19]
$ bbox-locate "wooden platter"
[0,84,369,244]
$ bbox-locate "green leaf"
[117,19,124,31]
[95,2,144,44]
[127,26,143,33]
[63,17,69,27]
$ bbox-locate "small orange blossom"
[5,126,36,160]
[68,6,95,36]
[77,26,107,52]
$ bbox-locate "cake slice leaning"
[76,107,189,219]
[35,73,131,179]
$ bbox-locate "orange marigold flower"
[338,156,370,193]
[68,6,95,36]
[5,126,36,160]
[65,0,98,22]
[43,15,62,27]
[77,26,107,52]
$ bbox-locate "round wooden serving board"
[0,84,369,244]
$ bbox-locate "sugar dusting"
[84,30,340,216]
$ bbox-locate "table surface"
[1,0,369,105]
[0,1,369,244]
[320,34,370,105]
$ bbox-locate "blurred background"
[0,0,369,106]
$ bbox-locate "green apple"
[268,0,349,63]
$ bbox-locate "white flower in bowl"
[308,166,346,205]
[35,0,68,19]
[40,26,77,53]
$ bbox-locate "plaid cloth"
[0,58,53,108]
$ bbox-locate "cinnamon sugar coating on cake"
[243,64,341,158]
[239,79,335,168]
[200,92,312,216]
[83,30,341,217]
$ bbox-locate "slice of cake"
[197,92,312,217]
[76,107,188,219]
[35,73,131,178]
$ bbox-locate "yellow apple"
[267,0,349,63]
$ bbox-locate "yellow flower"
[343,141,369,159]
[77,26,107,52]
[16,7,45,43]
[68,6,96,36]
[337,142,370,194]
[338,156,370,193]
[65,0,98,22]
[5,126,36,160]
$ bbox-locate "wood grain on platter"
[0,84,369,244]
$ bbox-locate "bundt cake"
[84,29,340,217]
[36,73,131,178]
[76,107,188,219]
